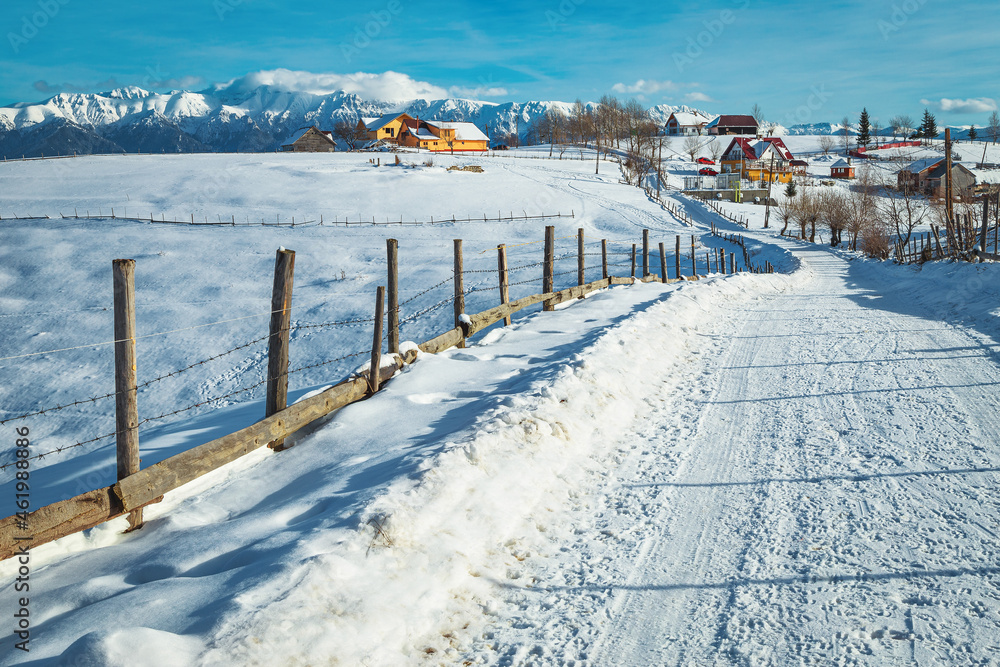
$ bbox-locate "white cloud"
[920,97,997,114]
[685,92,715,103]
[217,69,449,102]
[612,79,679,95]
[448,85,509,99]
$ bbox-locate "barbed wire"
[400,296,454,326]
[292,317,376,332]
[399,276,453,309]
[0,430,116,471]
[288,350,370,376]
[0,332,271,425]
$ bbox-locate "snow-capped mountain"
[0,82,717,157]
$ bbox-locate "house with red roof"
[707,114,759,136]
[720,137,795,183]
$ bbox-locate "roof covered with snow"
[364,113,410,132]
[722,137,794,161]
[426,121,489,142]
[667,111,713,127]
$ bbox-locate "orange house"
[397,119,489,152]
[358,113,414,142]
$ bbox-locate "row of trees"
[850,109,1000,150]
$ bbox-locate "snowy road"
[487,241,1000,665]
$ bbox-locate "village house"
[720,137,795,183]
[830,158,855,179]
[358,113,414,143]
[898,158,977,198]
[396,119,489,152]
[665,111,714,136]
[280,126,336,152]
[707,114,759,136]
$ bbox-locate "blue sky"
[1,0,997,126]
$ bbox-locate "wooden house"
[790,159,809,175]
[720,137,795,183]
[397,119,489,152]
[898,158,977,197]
[281,126,336,152]
[665,111,714,136]
[707,114,759,136]
[830,158,855,179]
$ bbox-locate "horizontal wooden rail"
[0,264,697,561]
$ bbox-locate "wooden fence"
[0,225,762,560]
[895,196,1000,264]
[0,210,575,229]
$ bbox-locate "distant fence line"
[0,210,575,228]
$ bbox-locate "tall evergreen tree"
[968,125,978,143]
[920,108,938,143]
[858,108,872,149]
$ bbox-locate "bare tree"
[878,157,928,246]
[819,189,850,246]
[819,135,835,155]
[334,119,368,150]
[775,196,795,236]
[989,110,1000,144]
[708,138,722,162]
[841,116,852,154]
[684,135,702,162]
[890,114,914,142]
[751,103,765,127]
[872,119,882,148]
[845,166,878,251]
[792,190,821,241]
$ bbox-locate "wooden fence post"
[690,235,697,278]
[659,242,668,283]
[370,286,385,394]
[980,197,990,256]
[113,259,142,531]
[642,229,650,278]
[730,252,736,275]
[675,235,681,279]
[721,249,728,275]
[266,248,295,451]
[498,244,511,326]
[543,226,555,311]
[630,244,637,279]
[386,239,399,354]
[578,228,585,286]
[601,239,608,280]
[454,239,466,345]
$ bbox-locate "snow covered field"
[1,148,1000,665]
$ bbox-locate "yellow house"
[720,137,795,184]
[397,119,489,152]
[358,113,414,142]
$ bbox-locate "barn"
[281,126,336,152]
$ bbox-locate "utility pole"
[656,138,663,199]
[763,153,775,229]
[945,128,955,246]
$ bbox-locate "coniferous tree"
[858,108,872,149]
[968,125,978,143]
[920,109,938,143]
[784,179,797,199]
